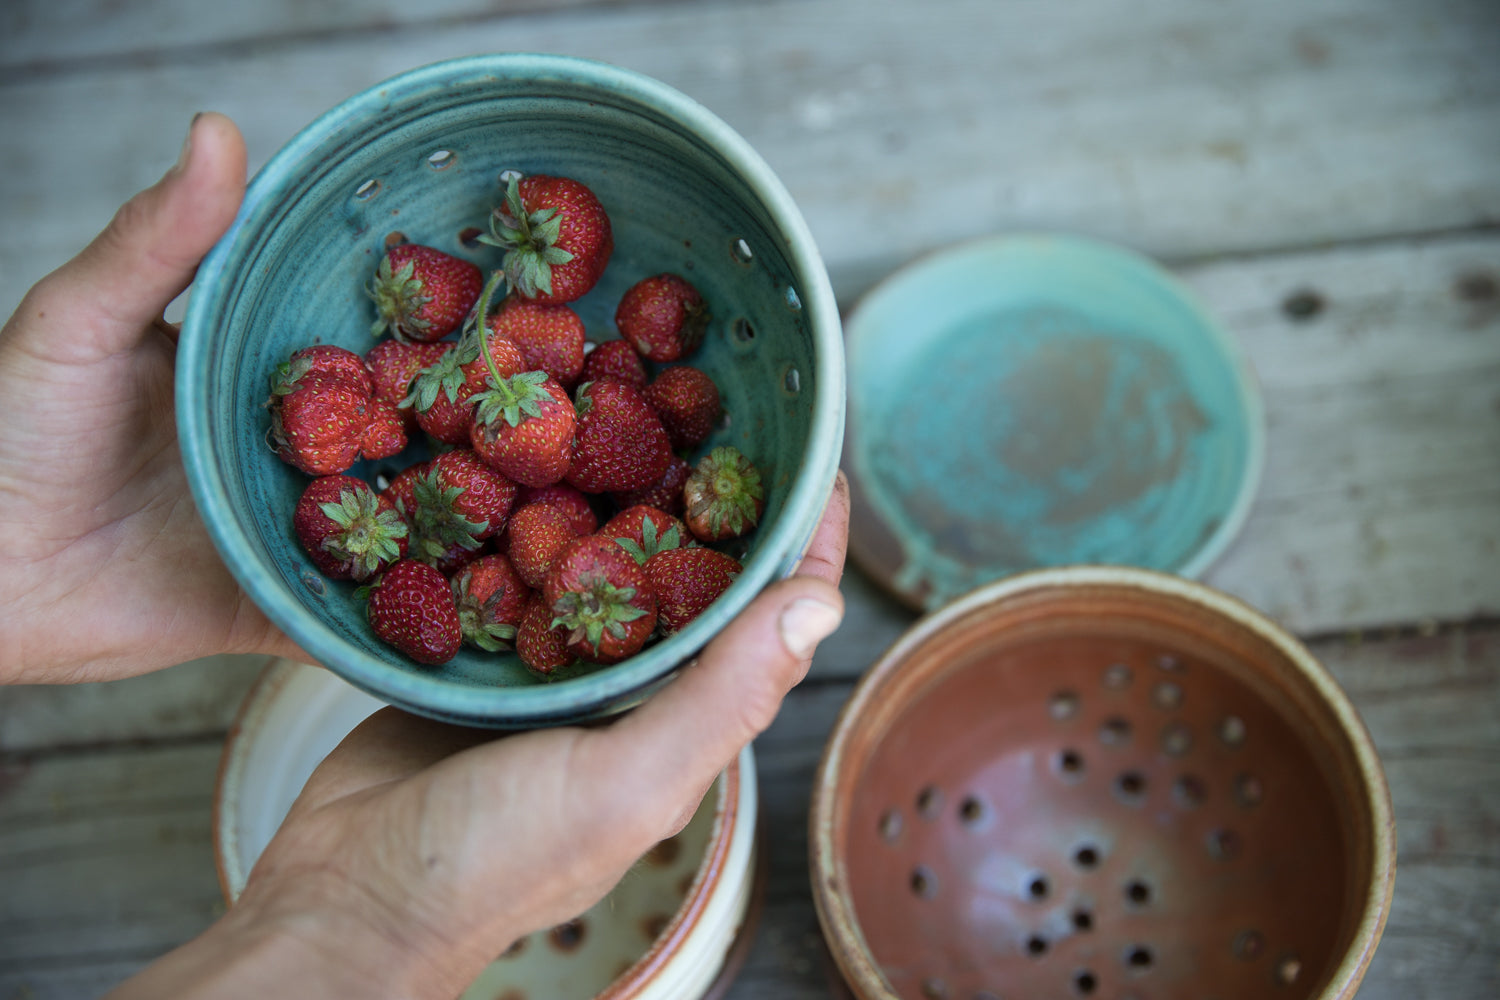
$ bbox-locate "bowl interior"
[818,572,1391,1000]
[181,56,840,725]
[845,234,1263,612]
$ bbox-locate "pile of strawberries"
[268,174,764,675]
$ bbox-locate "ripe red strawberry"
[544,536,657,664]
[409,450,516,562]
[452,554,531,652]
[566,378,673,493]
[365,560,463,665]
[368,244,482,342]
[405,335,527,445]
[684,446,764,542]
[516,594,576,676]
[366,339,450,426]
[505,502,580,589]
[294,475,409,581]
[380,459,430,522]
[645,547,743,635]
[602,505,686,565]
[470,372,576,487]
[611,455,691,518]
[487,295,586,389]
[615,274,708,363]
[516,483,598,536]
[581,339,648,390]
[431,538,490,577]
[360,397,408,460]
[644,366,721,450]
[480,175,612,304]
[267,347,377,476]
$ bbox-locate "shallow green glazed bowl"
[178,54,844,727]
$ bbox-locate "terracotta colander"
[812,567,1395,1000]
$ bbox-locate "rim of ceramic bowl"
[843,232,1265,612]
[214,659,759,998]
[808,566,1396,1000]
[178,53,845,726]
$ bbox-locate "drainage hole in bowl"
[921,976,948,999]
[1025,935,1048,958]
[1026,874,1050,901]
[1103,663,1133,688]
[911,865,938,898]
[1153,681,1183,709]
[1073,844,1101,869]
[783,365,801,394]
[458,226,483,248]
[1114,771,1147,803]
[785,285,802,311]
[1124,879,1152,906]
[300,572,325,596]
[426,149,455,170]
[1233,929,1266,960]
[1206,828,1243,861]
[731,237,754,264]
[1124,945,1154,971]
[916,785,943,819]
[1276,954,1303,984]
[1049,691,1080,720]
[1173,774,1207,808]
[1099,716,1132,745]
[1072,969,1098,995]
[1161,722,1192,756]
[353,178,381,201]
[878,808,903,842]
[1056,749,1086,780]
[731,317,756,344]
[958,795,985,826]
[1235,773,1265,807]
[1219,715,1248,747]
[1072,908,1094,932]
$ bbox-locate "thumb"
[44,112,247,355]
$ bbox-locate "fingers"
[581,472,851,835]
[31,112,246,358]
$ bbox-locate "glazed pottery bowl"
[216,660,762,1000]
[811,567,1395,1000]
[178,54,844,727]
[844,234,1263,612]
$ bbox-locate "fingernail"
[174,113,203,173]
[779,597,842,660]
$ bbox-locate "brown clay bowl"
[811,567,1395,1000]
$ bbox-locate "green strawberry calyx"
[550,572,648,656]
[368,256,434,341]
[267,354,315,397]
[473,370,553,429]
[687,446,764,538]
[615,515,683,565]
[453,571,519,652]
[400,344,474,413]
[478,176,575,299]
[411,470,487,558]
[317,488,409,581]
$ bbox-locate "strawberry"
[364,559,463,665]
[615,274,708,363]
[380,459,430,523]
[405,335,527,445]
[516,594,576,676]
[431,538,490,578]
[267,347,378,476]
[684,446,764,542]
[516,484,598,536]
[480,175,612,304]
[487,295,586,389]
[644,366,721,450]
[452,554,531,652]
[602,505,686,565]
[645,547,743,635]
[505,502,580,589]
[611,455,691,518]
[469,371,576,487]
[368,244,482,342]
[566,378,673,493]
[544,536,657,664]
[366,339,449,426]
[294,475,409,581]
[409,450,516,564]
[360,397,408,460]
[580,339,648,390]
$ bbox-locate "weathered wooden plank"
[2,629,1494,998]
[2,0,1497,321]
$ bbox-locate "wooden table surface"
[2,1,1498,997]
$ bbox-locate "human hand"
[0,114,300,684]
[110,474,849,999]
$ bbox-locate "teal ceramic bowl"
[845,234,1262,611]
[178,54,844,727]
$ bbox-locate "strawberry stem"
[474,270,508,388]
